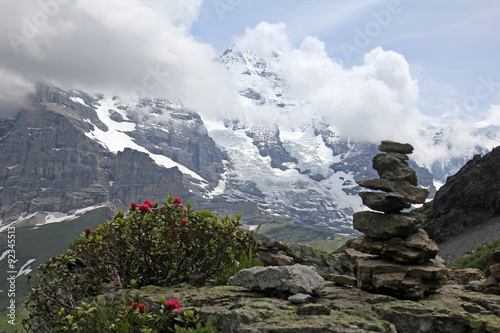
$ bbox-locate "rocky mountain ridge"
[0,79,497,238]
[421,146,500,263]
[0,84,232,227]
[0,45,498,236]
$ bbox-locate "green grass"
[450,237,500,276]
[259,222,351,253]
[0,206,114,332]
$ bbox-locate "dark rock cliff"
[0,84,225,222]
[421,146,500,262]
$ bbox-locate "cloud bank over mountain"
[0,1,498,163]
[0,0,240,118]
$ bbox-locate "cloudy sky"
[0,0,499,149]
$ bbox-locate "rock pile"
[478,250,500,295]
[350,140,447,300]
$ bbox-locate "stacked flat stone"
[350,140,447,300]
[478,250,500,295]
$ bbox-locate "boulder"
[356,179,429,204]
[378,140,414,154]
[478,276,500,295]
[372,153,418,185]
[359,191,412,213]
[487,250,500,264]
[228,264,325,295]
[353,211,417,238]
[352,229,439,264]
[447,268,485,285]
[490,264,500,280]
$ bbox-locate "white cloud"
[231,21,499,166]
[482,105,500,126]
[235,22,291,55]
[0,0,240,118]
[234,22,423,143]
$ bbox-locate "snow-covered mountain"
[0,46,498,237]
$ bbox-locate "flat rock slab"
[356,178,429,204]
[228,264,325,295]
[378,140,414,154]
[359,191,412,213]
[327,274,358,286]
[352,228,439,264]
[353,211,417,238]
[102,282,500,333]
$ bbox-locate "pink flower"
[181,219,187,227]
[172,231,178,238]
[132,302,138,310]
[165,299,181,310]
[179,205,185,210]
[143,200,154,207]
[119,315,124,319]
[131,202,137,210]
[138,303,146,313]
[51,256,56,260]
[173,197,182,204]
[139,204,150,212]
[85,228,92,237]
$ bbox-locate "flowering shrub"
[23,195,251,332]
[52,293,217,332]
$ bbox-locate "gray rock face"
[0,84,225,221]
[420,146,500,245]
[245,125,298,171]
[228,264,325,295]
[353,211,417,238]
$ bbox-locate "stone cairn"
[347,140,447,300]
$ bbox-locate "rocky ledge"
[98,282,500,333]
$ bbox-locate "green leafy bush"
[212,247,263,285]
[450,237,500,275]
[23,195,251,332]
